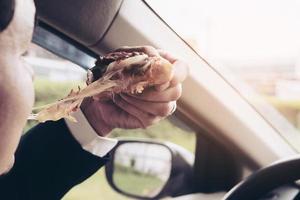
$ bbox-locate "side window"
[27,27,196,199]
[24,43,86,132]
[109,116,196,152]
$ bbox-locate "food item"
[29,50,173,122]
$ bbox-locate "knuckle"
[140,119,151,128]
[116,46,128,51]
[143,46,157,55]
[142,116,160,128]
[158,103,173,117]
[143,45,153,51]
[134,121,145,129]
[171,85,182,100]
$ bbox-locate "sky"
[146,0,300,63]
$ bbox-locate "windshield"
[145,0,300,151]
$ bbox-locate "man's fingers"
[114,46,159,57]
[121,94,176,117]
[97,99,142,129]
[92,91,112,101]
[158,49,189,87]
[158,49,177,63]
[114,95,161,128]
[129,84,182,102]
[155,82,170,92]
[169,60,189,88]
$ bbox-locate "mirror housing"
[105,139,195,199]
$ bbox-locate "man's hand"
[81,46,188,137]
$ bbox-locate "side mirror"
[105,139,195,199]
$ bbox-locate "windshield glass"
[146,0,300,150]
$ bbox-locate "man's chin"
[0,156,14,175]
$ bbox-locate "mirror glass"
[112,142,172,198]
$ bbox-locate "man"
[0,0,188,199]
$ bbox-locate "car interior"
[30,0,300,199]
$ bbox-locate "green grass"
[263,95,300,109]
[24,78,84,132]
[113,164,164,197]
[62,169,131,200]
[109,119,196,153]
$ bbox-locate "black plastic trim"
[37,21,98,58]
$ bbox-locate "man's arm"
[0,120,109,200]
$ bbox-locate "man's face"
[0,0,36,173]
[0,0,36,113]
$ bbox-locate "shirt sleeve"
[65,109,118,157]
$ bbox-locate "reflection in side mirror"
[112,143,172,198]
[105,140,195,200]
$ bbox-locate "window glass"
[24,43,86,132]
[145,0,300,150]
[25,42,196,200]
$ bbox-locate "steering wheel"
[223,156,300,200]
